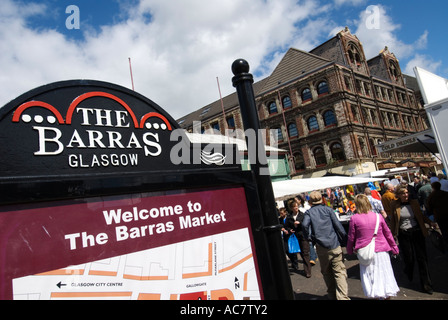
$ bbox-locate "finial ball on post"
[232,59,250,75]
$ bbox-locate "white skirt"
[359,251,399,299]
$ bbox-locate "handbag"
[356,213,380,266]
[288,233,301,254]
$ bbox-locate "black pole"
[232,59,294,300]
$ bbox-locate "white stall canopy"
[272,176,384,201]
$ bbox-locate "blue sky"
[1,0,447,119]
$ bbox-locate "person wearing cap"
[302,191,350,300]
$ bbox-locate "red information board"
[0,187,263,300]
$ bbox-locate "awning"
[375,129,438,154]
[272,176,384,201]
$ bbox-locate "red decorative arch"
[66,92,139,128]
[140,112,172,131]
[12,101,65,124]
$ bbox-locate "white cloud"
[0,0,445,120]
[351,4,443,77]
[353,5,429,60]
[404,54,442,75]
[0,0,325,119]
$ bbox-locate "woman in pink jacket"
[347,194,400,299]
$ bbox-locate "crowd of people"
[278,171,448,300]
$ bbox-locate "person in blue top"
[302,191,350,300]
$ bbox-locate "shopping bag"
[356,238,375,265]
[288,233,301,254]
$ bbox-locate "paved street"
[288,237,448,300]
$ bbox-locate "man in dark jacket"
[302,191,349,300]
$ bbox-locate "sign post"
[232,59,294,300]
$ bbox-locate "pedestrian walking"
[418,177,432,216]
[364,187,387,219]
[381,182,397,221]
[287,199,311,277]
[347,194,399,299]
[390,185,437,294]
[302,191,350,300]
[279,207,299,271]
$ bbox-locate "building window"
[226,116,235,130]
[301,88,312,102]
[389,61,400,81]
[288,123,298,137]
[364,83,371,96]
[313,147,327,166]
[375,86,381,99]
[388,113,395,127]
[275,128,283,141]
[382,111,389,127]
[348,44,362,67]
[351,104,360,122]
[369,139,378,156]
[211,122,220,132]
[268,101,278,114]
[282,95,292,109]
[344,76,352,91]
[358,137,368,157]
[317,81,329,96]
[409,117,415,130]
[381,87,387,100]
[371,110,379,125]
[307,116,319,132]
[355,80,362,94]
[362,108,370,124]
[294,152,305,171]
[330,143,346,161]
[394,114,400,128]
[388,89,394,102]
[323,110,337,127]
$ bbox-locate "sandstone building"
[177,28,435,178]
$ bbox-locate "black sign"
[0,80,237,181]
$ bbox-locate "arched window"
[275,128,283,141]
[307,115,319,132]
[282,96,292,109]
[330,142,346,161]
[294,152,305,171]
[268,101,278,114]
[287,123,298,137]
[301,88,312,102]
[317,81,329,95]
[323,110,337,127]
[389,61,400,81]
[314,147,327,166]
[348,44,362,67]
